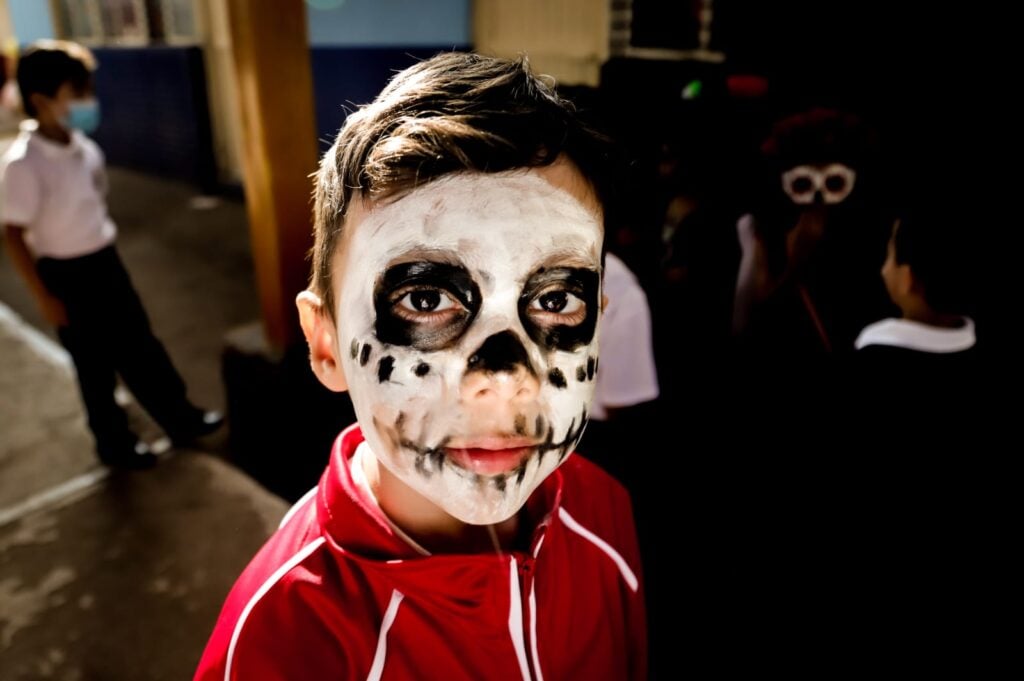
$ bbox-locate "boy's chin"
[384,453,552,526]
[439,487,532,526]
[418,466,541,526]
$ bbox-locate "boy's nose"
[461,331,540,405]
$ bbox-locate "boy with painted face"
[195,53,646,680]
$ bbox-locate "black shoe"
[99,440,159,470]
[169,409,225,446]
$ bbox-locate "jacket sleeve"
[194,512,358,681]
[615,486,649,681]
[194,571,351,681]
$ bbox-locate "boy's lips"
[444,437,538,476]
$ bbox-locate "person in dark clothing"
[839,201,1007,676]
[855,211,976,364]
[733,108,893,358]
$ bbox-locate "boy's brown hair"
[16,40,96,118]
[311,51,614,318]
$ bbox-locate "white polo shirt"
[0,120,116,259]
[591,252,660,420]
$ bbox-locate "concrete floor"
[0,444,287,681]
[1,157,290,679]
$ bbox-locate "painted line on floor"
[0,300,72,371]
[0,467,110,527]
[0,301,108,527]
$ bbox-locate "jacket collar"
[855,317,975,354]
[317,424,564,562]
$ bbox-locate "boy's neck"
[360,448,522,554]
[34,119,73,145]
[900,298,963,328]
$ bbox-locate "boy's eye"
[400,290,455,313]
[532,291,582,314]
[393,288,464,320]
[528,290,586,325]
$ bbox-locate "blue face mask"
[63,99,101,135]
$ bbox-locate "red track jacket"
[195,425,646,680]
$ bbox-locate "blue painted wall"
[305,0,472,148]
[91,47,215,187]
[311,46,469,148]
[306,0,469,47]
[8,0,55,43]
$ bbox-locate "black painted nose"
[467,331,535,375]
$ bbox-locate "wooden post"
[225,0,318,351]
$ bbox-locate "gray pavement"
[1,157,290,679]
[0,445,287,680]
[0,303,95,510]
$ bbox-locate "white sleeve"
[593,286,660,411]
[0,160,41,227]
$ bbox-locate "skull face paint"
[781,163,857,205]
[336,170,603,525]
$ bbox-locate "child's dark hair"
[760,107,876,168]
[894,205,974,315]
[312,51,615,318]
[16,40,96,118]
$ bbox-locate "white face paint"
[781,163,857,205]
[336,170,603,525]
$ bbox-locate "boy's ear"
[296,291,348,392]
[28,92,49,116]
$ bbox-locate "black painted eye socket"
[375,261,481,351]
[824,174,848,193]
[790,176,814,194]
[518,267,600,352]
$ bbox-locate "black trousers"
[36,246,198,460]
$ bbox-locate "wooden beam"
[225,0,317,351]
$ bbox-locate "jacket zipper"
[510,554,542,681]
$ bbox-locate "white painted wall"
[197,0,244,184]
[473,0,609,87]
